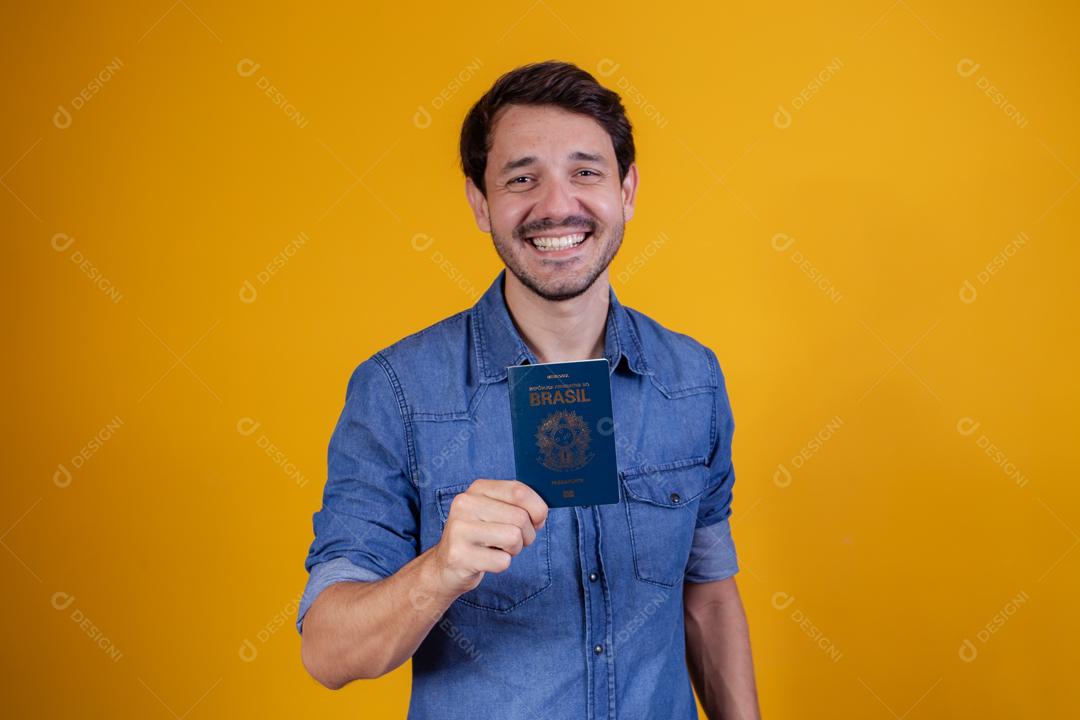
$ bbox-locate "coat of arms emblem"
[535,409,594,471]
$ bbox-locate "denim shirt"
[298,269,740,720]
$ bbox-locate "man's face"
[466,104,638,302]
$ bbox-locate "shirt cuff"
[296,556,385,634]
[684,519,739,583]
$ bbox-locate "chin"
[494,231,618,302]
[527,271,601,302]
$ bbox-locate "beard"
[491,214,625,302]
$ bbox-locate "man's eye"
[577,169,600,177]
[509,176,532,184]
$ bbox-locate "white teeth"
[528,232,588,251]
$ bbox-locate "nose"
[531,176,580,225]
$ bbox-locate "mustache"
[515,215,597,241]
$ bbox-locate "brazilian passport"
[507,358,619,508]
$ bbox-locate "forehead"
[487,104,613,165]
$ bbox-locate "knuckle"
[450,493,471,515]
[505,528,524,555]
[498,524,515,545]
[510,482,529,505]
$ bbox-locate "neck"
[503,270,611,365]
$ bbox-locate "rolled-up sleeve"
[685,348,739,583]
[297,354,419,633]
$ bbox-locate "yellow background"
[3,1,1078,717]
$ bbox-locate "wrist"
[412,547,462,613]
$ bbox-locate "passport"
[507,358,619,508]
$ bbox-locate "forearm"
[301,547,458,688]
[684,579,760,720]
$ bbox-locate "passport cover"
[507,358,619,508]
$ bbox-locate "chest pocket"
[435,482,552,612]
[621,456,709,587]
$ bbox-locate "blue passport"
[507,358,619,508]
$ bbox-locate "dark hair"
[459,60,635,195]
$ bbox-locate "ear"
[621,162,639,223]
[465,177,491,233]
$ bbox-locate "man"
[298,60,760,719]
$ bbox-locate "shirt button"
[593,644,604,655]
[670,492,681,504]
[588,572,598,583]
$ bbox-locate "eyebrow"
[499,151,607,175]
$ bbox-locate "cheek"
[491,202,530,237]
[584,195,621,226]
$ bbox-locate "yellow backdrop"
[4,1,1077,717]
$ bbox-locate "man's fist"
[432,479,549,598]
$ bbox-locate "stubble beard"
[492,220,625,302]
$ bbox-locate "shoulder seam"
[389,308,470,351]
[370,352,420,489]
[705,346,720,464]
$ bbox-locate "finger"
[448,493,537,547]
[473,546,513,575]
[458,519,525,557]
[463,494,537,546]
[470,479,549,529]
[445,524,514,576]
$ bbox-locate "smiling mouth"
[525,230,592,252]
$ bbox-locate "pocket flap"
[435,482,472,523]
[620,456,709,507]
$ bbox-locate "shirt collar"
[472,268,652,384]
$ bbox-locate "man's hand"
[432,479,549,597]
[301,479,549,688]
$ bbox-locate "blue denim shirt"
[298,269,739,720]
